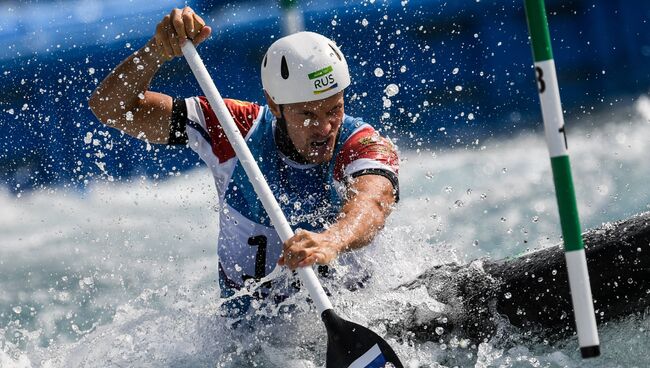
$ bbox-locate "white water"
[1,97,649,367]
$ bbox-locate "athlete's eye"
[327,105,342,115]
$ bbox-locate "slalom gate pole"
[523,0,600,358]
[279,0,304,35]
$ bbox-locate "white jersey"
[181,96,399,293]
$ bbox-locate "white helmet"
[261,31,350,104]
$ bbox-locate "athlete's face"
[268,92,345,164]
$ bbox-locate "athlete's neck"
[274,117,310,164]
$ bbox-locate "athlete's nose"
[314,116,336,137]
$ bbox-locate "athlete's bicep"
[115,91,173,144]
[344,174,396,211]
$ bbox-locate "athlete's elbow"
[88,92,115,127]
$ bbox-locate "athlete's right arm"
[88,6,211,144]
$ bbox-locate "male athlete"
[89,7,399,308]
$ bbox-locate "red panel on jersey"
[334,126,399,182]
[198,97,261,162]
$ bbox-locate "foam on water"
[1,97,649,367]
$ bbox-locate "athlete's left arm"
[278,174,396,269]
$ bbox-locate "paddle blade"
[322,309,403,368]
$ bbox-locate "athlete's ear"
[264,90,282,118]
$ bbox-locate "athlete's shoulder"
[188,97,265,162]
[197,97,262,130]
[334,114,399,182]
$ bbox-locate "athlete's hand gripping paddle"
[181,41,403,368]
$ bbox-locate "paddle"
[181,41,403,368]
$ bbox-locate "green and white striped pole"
[280,0,304,35]
[524,0,600,358]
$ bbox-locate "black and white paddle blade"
[322,309,403,368]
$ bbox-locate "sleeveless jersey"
[183,96,399,291]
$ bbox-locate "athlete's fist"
[154,6,211,61]
[278,229,342,270]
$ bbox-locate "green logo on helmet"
[308,66,338,95]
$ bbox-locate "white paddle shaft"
[181,42,333,314]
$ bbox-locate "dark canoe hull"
[392,212,650,342]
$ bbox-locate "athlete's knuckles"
[172,14,184,25]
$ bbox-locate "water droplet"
[452,67,459,75]
[435,326,444,335]
[444,186,453,193]
[374,68,384,77]
[12,306,22,314]
[384,83,399,97]
[454,85,463,92]
[472,240,479,247]
[361,18,369,27]
[88,67,95,75]
[532,216,539,223]
[552,269,557,275]
[504,292,512,299]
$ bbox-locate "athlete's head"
[261,32,350,164]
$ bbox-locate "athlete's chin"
[303,147,334,164]
[305,151,333,164]
[301,141,335,164]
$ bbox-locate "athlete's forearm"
[89,38,172,142]
[326,175,396,253]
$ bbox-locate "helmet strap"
[275,105,309,164]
